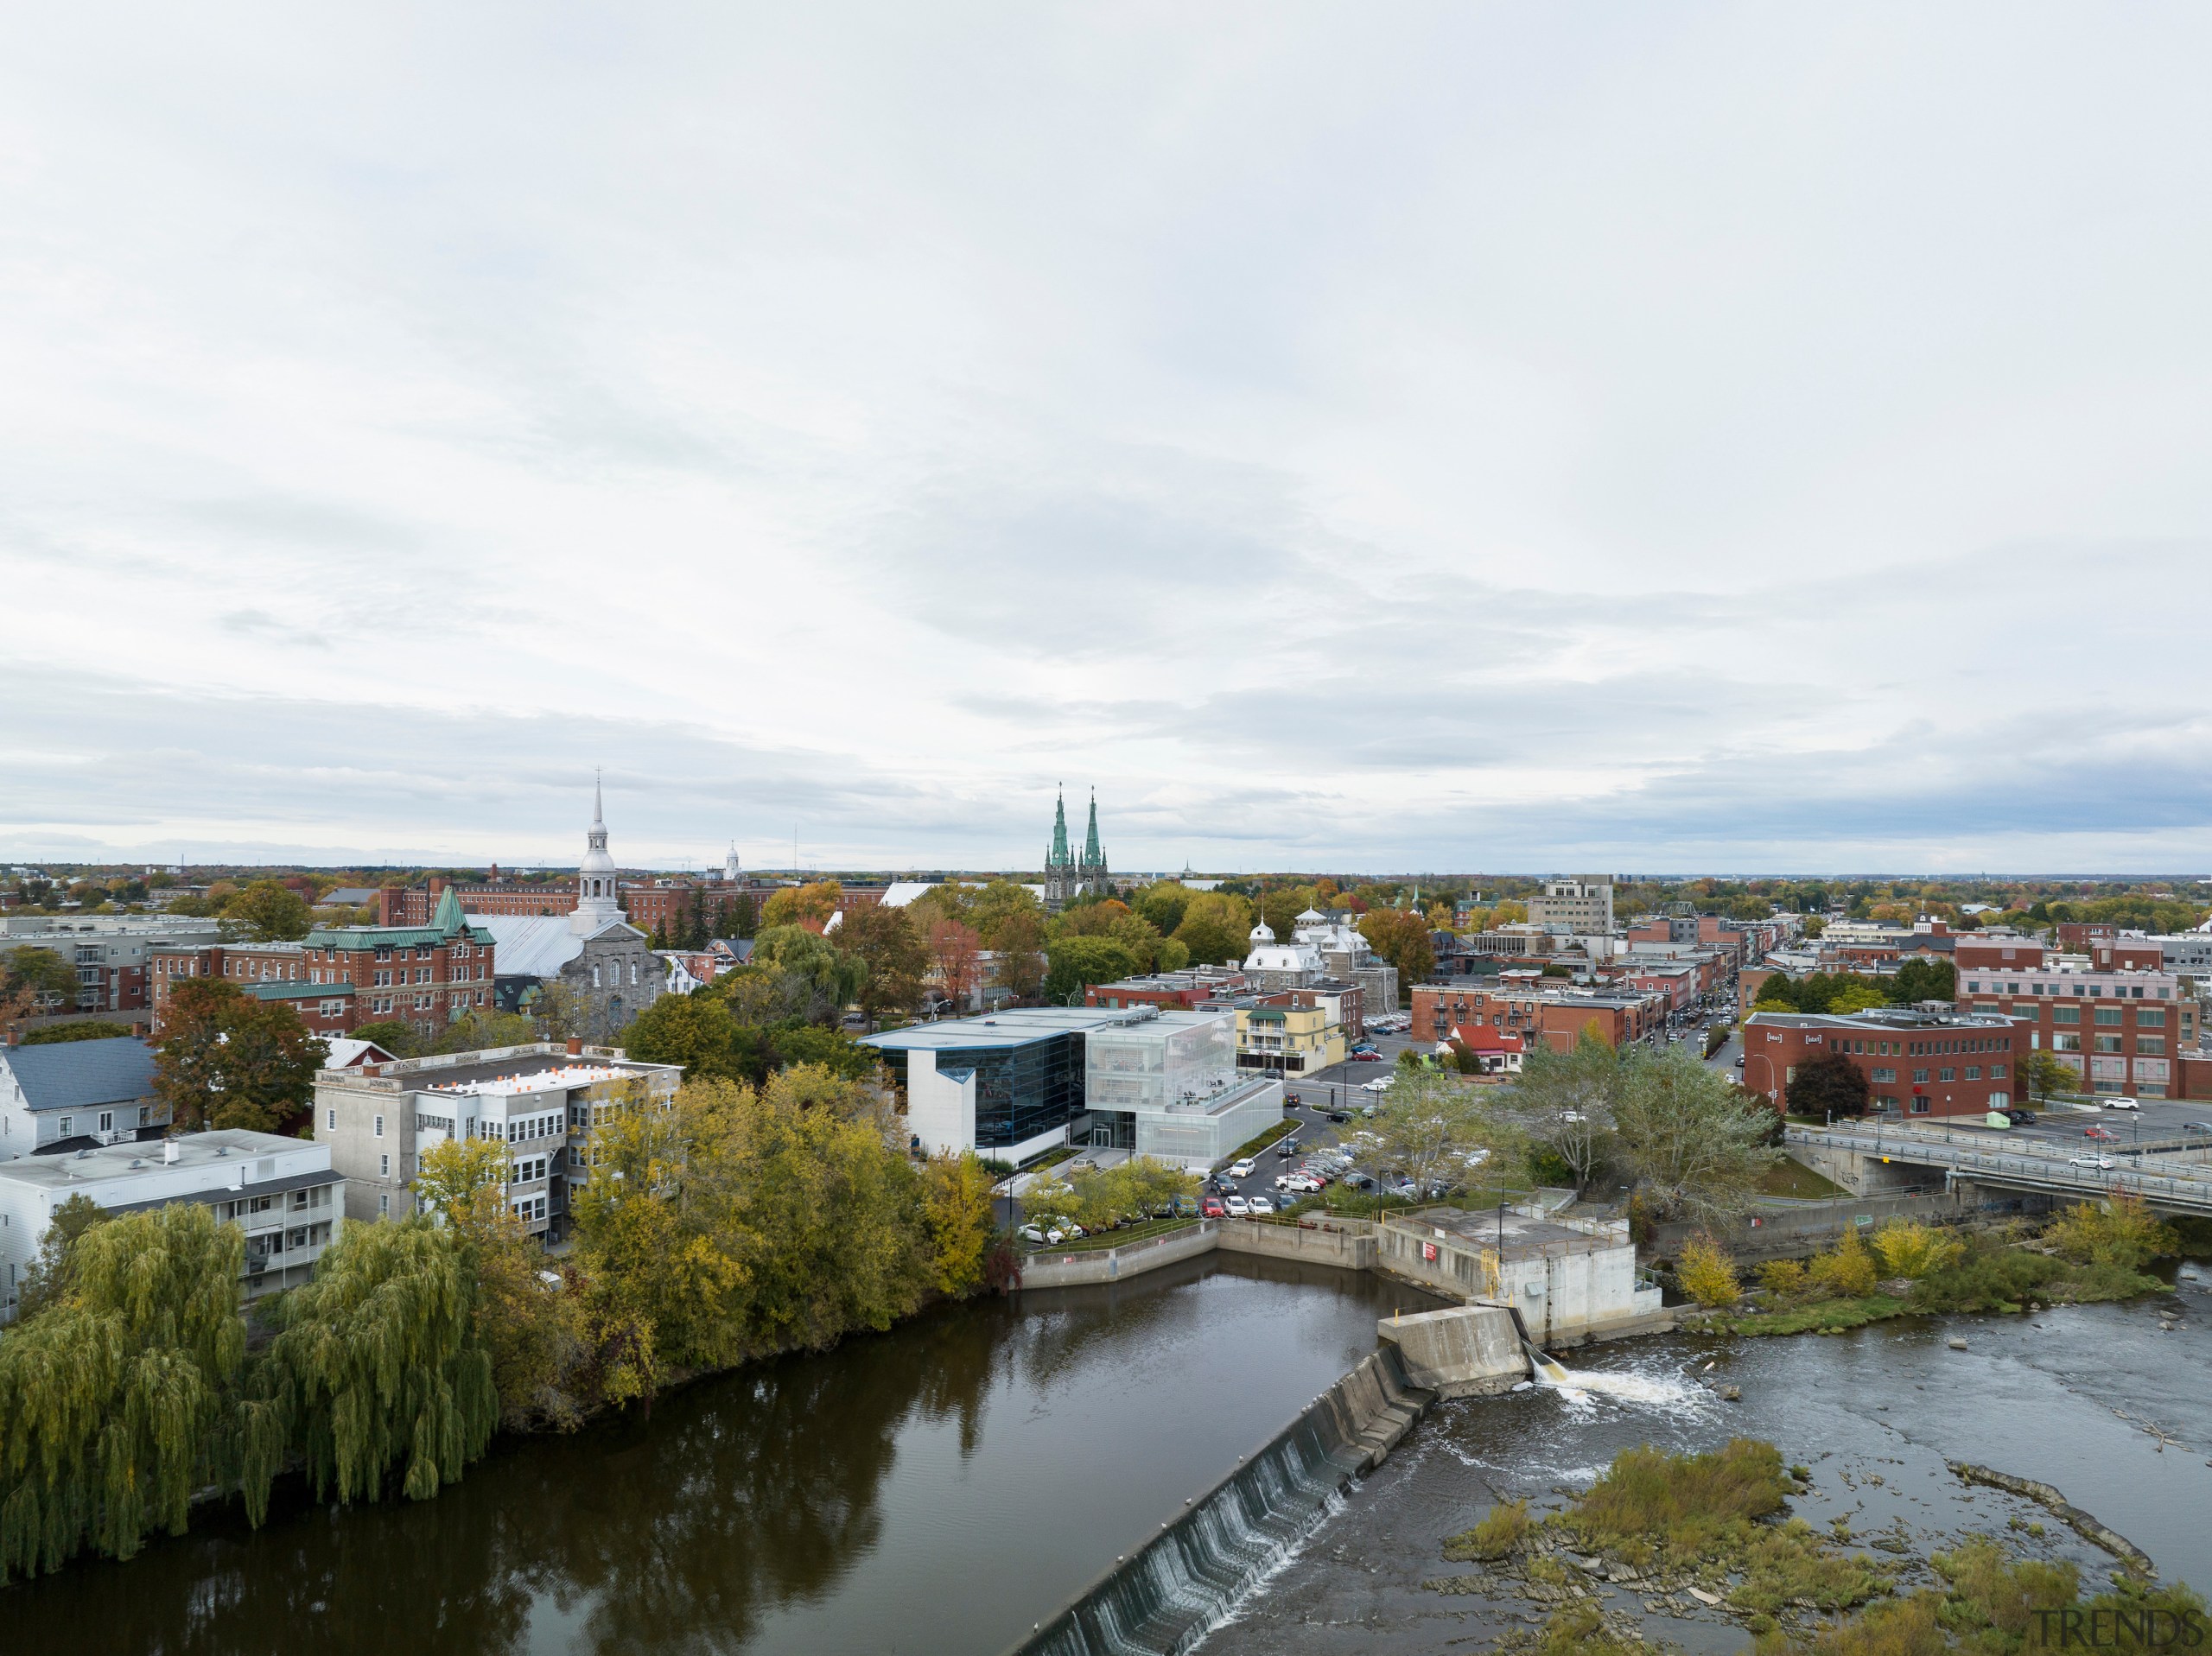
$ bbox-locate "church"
[1042,788,1110,904]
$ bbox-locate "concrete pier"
[1375,1304,1530,1399]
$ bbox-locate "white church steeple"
[571,771,625,935]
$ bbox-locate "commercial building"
[1741,1006,2022,1118]
[1084,967,1251,1012]
[1528,877,1614,936]
[1955,960,2194,1098]
[864,1005,1281,1169]
[0,1129,343,1321]
[311,1039,683,1237]
[0,1033,167,1153]
[1411,979,1667,1052]
[1230,997,1346,1079]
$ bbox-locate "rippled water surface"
[3,1254,1427,1656]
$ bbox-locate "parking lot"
[1974,1096,2212,1152]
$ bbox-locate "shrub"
[1679,1232,1743,1307]
[1807,1228,1878,1299]
[1566,1438,1790,1567]
[2046,1196,2178,1272]
[1443,1498,1532,1561]
[1869,1220,1963,1281]
[1758,1258,1808,1298]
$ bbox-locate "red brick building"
[1413,980,1667,1053]
[378,873,575,925]
[1955,960,2193,1098]
[153,889,498,1043]
[1742,1007,2021,1119]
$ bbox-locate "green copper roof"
[304,897,495,952]
[249,981,355,1000]
[1083,791,1102,865]
[1048,788,1071,868]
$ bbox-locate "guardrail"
[1786,1124,2212,1215]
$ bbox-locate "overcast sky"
[4,5,2209,876]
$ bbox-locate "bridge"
[1784,1123,2212,1218]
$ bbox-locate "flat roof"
[863,1006,1225,1053]
[317,1043,676,1092]
[0,1128,311,1192]
[421,1063,630,1099]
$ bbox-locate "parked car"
[2187,1121,2212,1133]
[1202,1197,1226,1218]
[2084,1126,2117,1140]
[2001,1109,2039,1126]
[1229,1158,1256,1178]
[1324,1108,1351,1123]
[2071,1155,2116,1170]
[2103,1097,2141,1111]
[1246,1196,1274,1215]
[1277,1137,1302,1158]
[1019,1224,1046,1244]
[1732,1055,1745,1069]
[1224,1196,1251,1216]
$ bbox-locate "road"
[1786,1119,2212,1215]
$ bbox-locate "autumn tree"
[748,926,867,1025]
[1131,880,1192,937]
[994,908,1047,1003]
[760,879,842,932]
[837,904,929,1025]
[1611,1048,1777,1221]
[1043,936,1143,1003]
[1357,908,1434,997]
[1172,891,1254,965]
[153,979,327,1133]
[620,991,750,1081]
[1503,1025,1624,1190]
[12,1193,107,1322]
[1,945,76,1009]
[1349,1064,1506,1199]
[920,1152,997,1297]
[927,916,983,1011]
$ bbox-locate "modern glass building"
[864,1006,1281,1169]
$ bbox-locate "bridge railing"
[1786,1125,2212,1213]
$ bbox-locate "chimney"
[566,1037,582,1056]
[163,1138,180,1164]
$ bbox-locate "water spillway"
[1014,1348,1436,1656]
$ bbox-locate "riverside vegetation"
[1426,1437,2205,1655]
[1672,1202,2179,1336]
[0,1066,1009,1584]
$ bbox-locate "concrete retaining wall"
[1217,1217,1377,1271]
[1016,1221,1221,1289]
[1655,1186,2058,1264]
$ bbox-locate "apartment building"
[1742,1006,2020,1119]
[2,914,223,1016]
[0,1129,342,1320]
[1955,960,2194,1099]
[1528,877,1614,936]
[312,1039,682,1240]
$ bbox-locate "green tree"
[153,979,327,1133]
[1505,1026,1624,1190]
[0,1203,262,1582]
[1611,1049,1776,1221]
[222,879,314,941]
[764,1022,878,1079]
[17,1020,133,1046]
[836,904,929,1024]
[426,1009,538,1055]
[1172,891,1253,965]
[346,1018,423,1057]
[920,1152,997,1297]
[760,879,842,931]
[621,991,747,1080]
[12,1193,107,1321]
[965,879,1046,949]
[264,1217,497,1503]
[1351,1064,1505,1199]
[1786,1050,1871,1120]
[1891,957,1956,1005]
[2016,1048,2075,1102]
[748,926,867,1025]
[994,909,1047,1003]
[1,945,76,1007]
[1043,936,1143,1003]
[1132,880,1192,937]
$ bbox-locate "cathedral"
[1043,787,1110,904]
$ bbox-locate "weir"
[1008,1348,1436,1656]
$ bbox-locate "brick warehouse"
[1411,979,1667,1052]
[1742,1006,2021,1119]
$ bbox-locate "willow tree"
[0,1202,254,1581]
[265,1218,495,1504]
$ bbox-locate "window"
[379,1194,390,1216]
[2138,1037,2166,1056]
[374,1114,384,1138]
[1939,1067,1956,1082]
[380,1153,391,1177]
[1871,1068,1897,1084]
[2054,1034,2081,1052]
[2094,1007,2123,1026]
[2139,1009,2166,1028]
[2093,1036,2123,1055]
[2053,1006,2080,1024]
[1965,1066,1980,1081]
[98,1111,113,1133]
[1911,1096,1930,1114]
[1991,1064,2007,1079]
[57,1116,72,1136]
[1912,1069,1929,1084]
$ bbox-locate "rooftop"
[316,1042,672,1093]
[0,1127,308,1189]
[422,1063,629,1098]
[0,1035,156,1112]
[863,1006,1220,1052]
[1748,1006,2014,1030]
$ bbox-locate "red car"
[2083,1126,2117,1140]
[1202,1197,1226,1218]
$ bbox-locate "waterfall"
[1013,1354,1413,1656]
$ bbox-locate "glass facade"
[963,1037,1087,1150]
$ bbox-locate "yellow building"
[1235,1004,1345,1077]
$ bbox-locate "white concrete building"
[0,1128,342,1321]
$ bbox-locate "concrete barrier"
[1375,1304,1528,1399]
[1016,1221,1219,1289]
[1217,1217,1377,1271]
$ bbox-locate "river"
[9,1255,2209,1654]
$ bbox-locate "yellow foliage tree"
[1807,1227,1878,1298]
[761,879,842,931]
[1869,1219,1963,1280]
[1676,1232,1742,1308]
[921,1152,996,1297]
